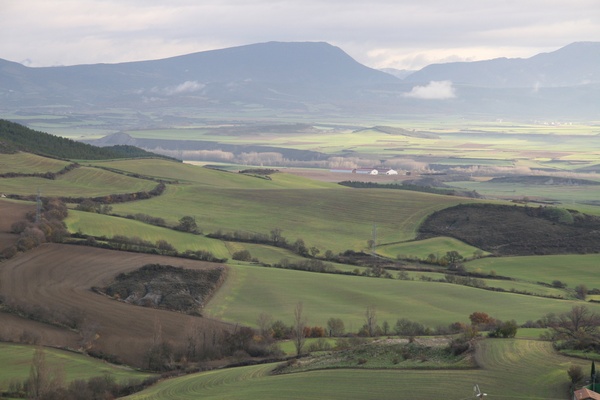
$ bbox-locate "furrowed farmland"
[3,119,600,399]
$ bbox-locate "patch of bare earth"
[0,243,232,367]
[0,200,34,253]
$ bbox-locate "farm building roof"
[574,388,600,400]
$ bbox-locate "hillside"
[418,203,600,255]
[0,119,173,160]
[0,42,398,112]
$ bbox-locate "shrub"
[232,250,253,261]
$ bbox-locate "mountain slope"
[1,41,599,119]
[404,42,600,88]
[0,42,398,108]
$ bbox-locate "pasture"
[65,211,230,259]
[122,339,585,399]
[0,343,154,391]
[205,263,600,329]
[465,254,600,291]
[109,181,469,253]
[377,236,488,260]
[0,152,70,174]
[0,166,156,198]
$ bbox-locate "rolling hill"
[0,119,173,160]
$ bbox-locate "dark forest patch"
[100,264,226,314]
[418,203,600,256]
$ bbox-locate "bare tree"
[27,347,65,399]
[257,312,273,340]
[365,305,378,337]
[548,305,600,349]
[293,302,307,356]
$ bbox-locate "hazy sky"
[2,0,599,70]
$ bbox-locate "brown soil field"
[0,312,80,348]
[0,243,232,367]
[0,200,34,252]
[0,199,33,232]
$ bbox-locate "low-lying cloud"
[164,80,205,95]
[404,80,456,100]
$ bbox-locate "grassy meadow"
[0,166,156,198]
[65,210,230,259]
[205,263,600,329]
[0,152,71,174]
[465,254,600,290]
[107,180,469,253]
[377,236,488,260]
[0,343,154,391]
[122,339,585,400]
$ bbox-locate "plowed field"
[0,244,231,367]
[0,199,34,251]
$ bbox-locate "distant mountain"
[0,41,599,120]
[379,68,416,79]
[0,41,398,110]
[404,42,600,88]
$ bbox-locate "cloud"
[1,0,599,69]
[404,81,456,100]
[164,81,205,95]
[149,81,205,96]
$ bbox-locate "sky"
[1,0,599,70]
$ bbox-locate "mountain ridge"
[404,41,600,88]
[1,41,598,119]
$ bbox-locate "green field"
[0,343,154,391]
[377,236,488,260]
[465,254,600,290]
[122,339,586,399]
[205,263,600,329]
[0,152,71,174]
[108,180,469,253]
[1,166,156,197]
[66,210,230,259]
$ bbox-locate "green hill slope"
[0,119,172,160]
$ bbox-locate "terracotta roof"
[574,388,600,400]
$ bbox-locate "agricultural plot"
[452,180,600,215]
[0,244,232,367]
[205,263,600,329]
[122,339,585,399]
[224,242,307,265]
[465,254,600,290]
[110,182,469,253]
[0,343,154,391]
[66,211,230,259]
[377,236,488,260]
[0,152,71,174]
[0,166,156,198]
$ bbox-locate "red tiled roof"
[574,388,600,400]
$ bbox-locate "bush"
[232,250,253,261]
